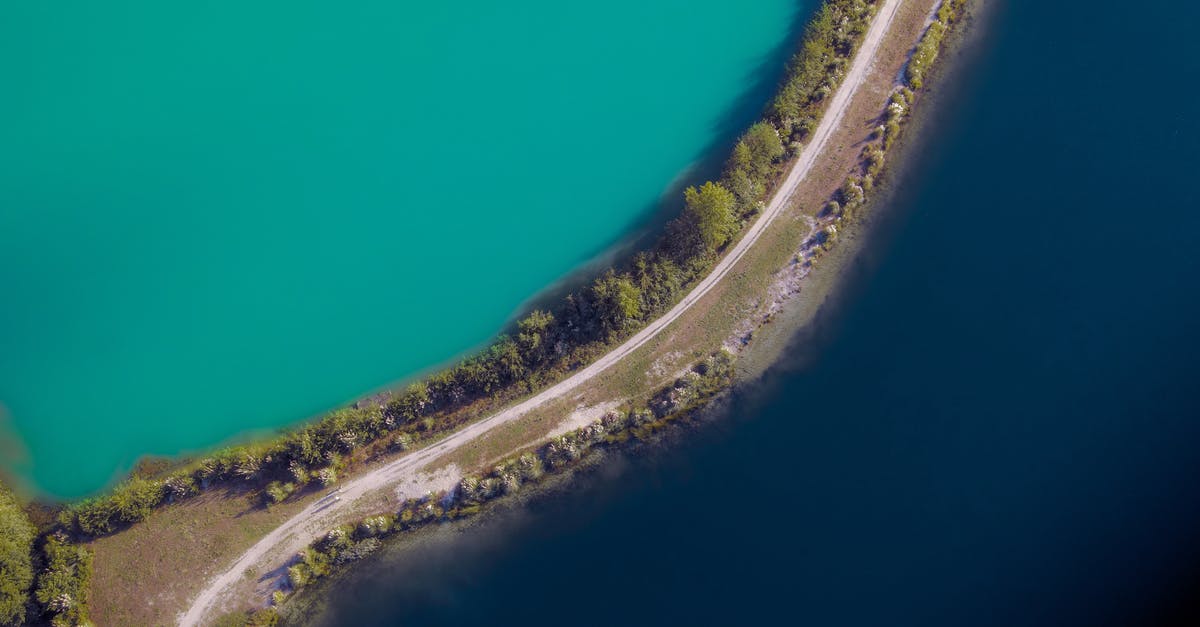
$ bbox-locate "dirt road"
[179,0,905,622]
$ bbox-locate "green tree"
[683,181,736,253]
[725,122,784,210]
[485,336,526,386]
[591,271,642,335]
[516,310,555,365]
[631,253,681,314]
[740,122,784,178]
[386,382,430,425]
[0,482,34,626]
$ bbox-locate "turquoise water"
[309,2,1200,625]
[0,0,798,498]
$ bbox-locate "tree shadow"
[257,555,297,584]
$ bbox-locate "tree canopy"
[0,482,34,626]
[591,271,642,336]
[683,181,737,253]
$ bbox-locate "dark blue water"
[307,1,1200,625]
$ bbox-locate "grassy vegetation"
[0,482,35,626]
[836,0,971,223]
[33,535,93,627]
[906,0,969,89]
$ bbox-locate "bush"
[681,181,737,254]
[264,482,296,505]
[62,476,165,536]
[0,483,34,626]
[771,0,877,141]
[590,271,643,337]
[34,536,92,627]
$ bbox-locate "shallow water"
[304,1,1200,625]
[0,0,802,497]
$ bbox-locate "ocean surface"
[0,0,802,497]
[305,1,1200,625]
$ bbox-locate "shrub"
[0,483,34,626]
[34,536,92,627]
[682,181,737,254]
[906,11,955,90]
[771,0,877,141]
[63,476,165,536]
[264,482,296,505]
[590,271,643,337]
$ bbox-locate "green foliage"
[516,310,555,366]
[905,20,946,89]
[838,177,865,209]
[905,0,967,90]
[590,271,643,336]
[884,118,901,150]
[724,122,784,211]
[264,481,296,505]
[771,0,876,141]
[631,253,682,314]
[739,122,785,178]
[0,483,34,626]
[247,608,280,627]
[63,477,164,536]
[385,382,430,427]
[682,181,737,253]
[862,143,885,178]
[34,536,92,627]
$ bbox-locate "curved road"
[180,0,905,622]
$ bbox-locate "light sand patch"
[546,401,622,440]
[724,217,822,353]
[647,351,684,380]
[393,464,462,503]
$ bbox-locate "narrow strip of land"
[179,0,905,622]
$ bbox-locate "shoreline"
[7,0,981,623]
[177,1,919,622]
[280,0,986,619]
[738,0,986,382]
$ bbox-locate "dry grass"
[88,488,311,626]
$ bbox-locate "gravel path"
[179,0,905,622]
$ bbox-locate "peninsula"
[0,0,972,624]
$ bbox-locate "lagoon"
[0,0,800,497]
